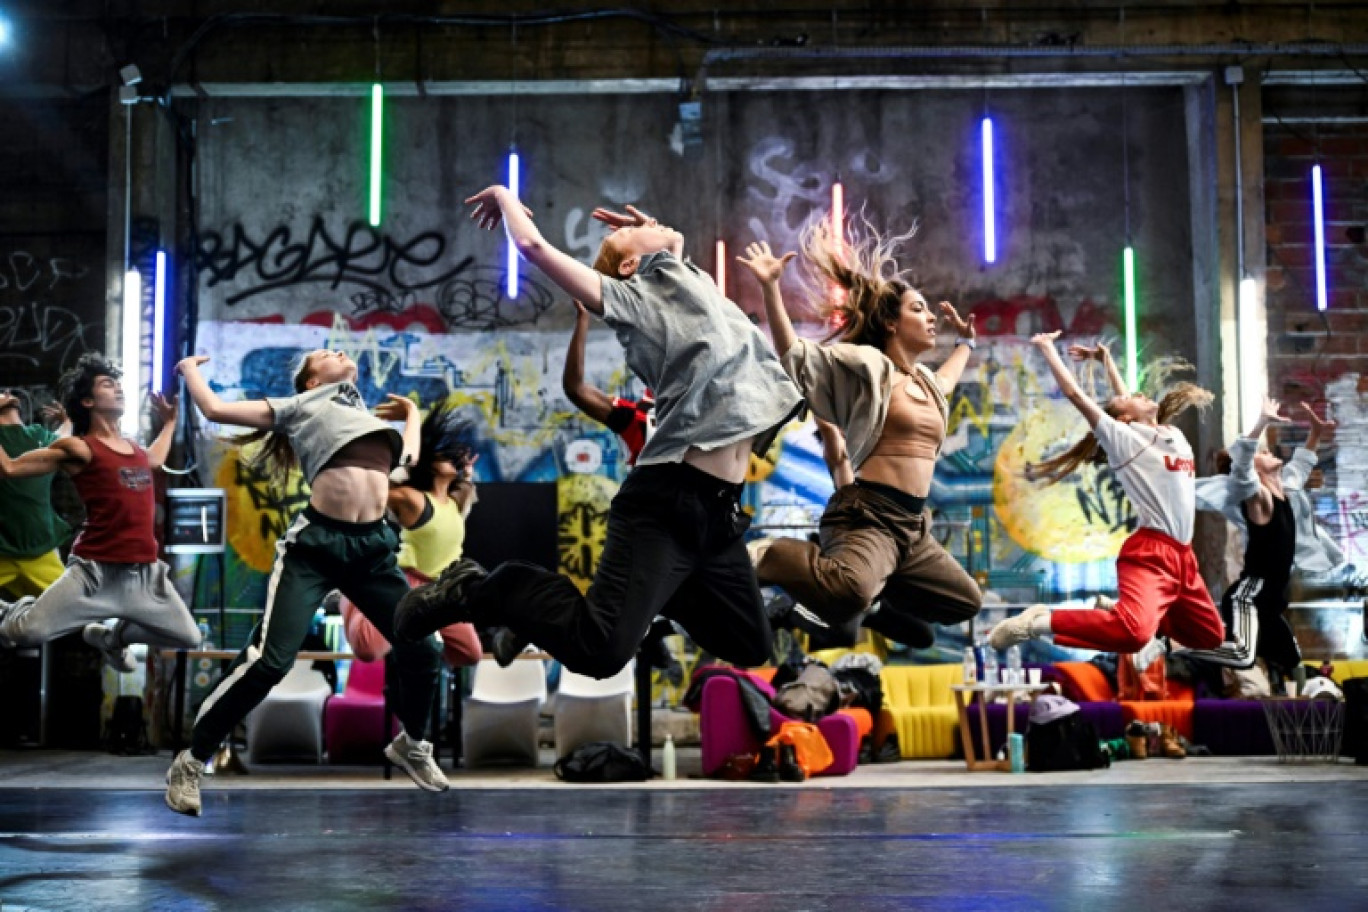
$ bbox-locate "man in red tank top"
[0,354,201,671]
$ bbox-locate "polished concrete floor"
[1,763,1366,910]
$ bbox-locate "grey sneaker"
[385,732,450,792]
[83,623,137,673]
[989,604,1051,651]
[1093,594,1117,611]
[165,750,205,816]
[394,558,487,643]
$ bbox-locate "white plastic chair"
[553,661,635,760]
[245,660,332,763]
[462,656,547,768]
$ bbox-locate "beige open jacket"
[781,337,950,472]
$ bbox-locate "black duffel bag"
[553,742,652,783]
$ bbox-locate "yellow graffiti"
[992,398,1129,564]
[324,314,406,385]
[557,473,618,593]
[215,445,310,574]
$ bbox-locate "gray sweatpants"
[0,556,201,650]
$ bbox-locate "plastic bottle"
[1008,733,1025,773]
[983,646,999,685]
[662,733,677,780]
[963,646,977,685]
[1006,644,1022,686]
[197,620,213,650]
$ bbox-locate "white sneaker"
[384,732,450,792]
[1093,594,1117,611]
[83,623,137,673]
[989,604,1051,651]
[746,537,778,567]
[165,750,204,817]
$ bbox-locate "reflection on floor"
[1,753,1365,909]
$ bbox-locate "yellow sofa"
[878,664,962,759]
[1307,658,1368,685]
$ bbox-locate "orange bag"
[765,721,834,775]
[1118,652,1169,701]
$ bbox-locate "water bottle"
[1006,644,1022,686]
[983,646,999,685]
[962,646,977,685]
[662,733,677,781]
[1008,733,1025,773]
[197,620,213,650]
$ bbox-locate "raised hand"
[1031,330,1062,348]
[1067,341,1110,363]
[939,301,975,339]
[38,401,67,427]
[150,392,178,425]
[1299,401,1337,433]
[464,186,533,232]
[1261,396,1291,425]
[736,241,797,285]
[591,204,654,230]
[177,355,210,375]
[374,394,418,422]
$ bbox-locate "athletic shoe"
[1093,594,1117,611]
[1124,721,1149,760]
[777,743,807,782]
[988,604,1050,651]
[394,558,487,643]
[749,745,780,783]
[385,732,450,792]
[83,623,138,673]
[165,749,205,816]
[746,537,777,567]
[490,627,530,668]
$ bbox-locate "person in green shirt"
[0,390,71,600]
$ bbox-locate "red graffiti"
[301,305,448,334]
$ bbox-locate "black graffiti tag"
[195,217,475,305]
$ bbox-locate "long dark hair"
[231,353,314,481]
[1027,381,1214,485]
[801,212,920,350]
[406,400,477,493]
[58,353,122,436]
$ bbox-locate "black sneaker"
[490,627,530,667]
[874,733,902,764]
[777,743,807,782]
[749,745,780,783]
[395,558,487,643]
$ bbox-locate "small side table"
[1258,696,1345,763]
[951,682,1048,771]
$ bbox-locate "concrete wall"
[188,86,1201,626]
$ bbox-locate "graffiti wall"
[188,87,1297,657]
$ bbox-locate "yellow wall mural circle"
[557,473,618,594]
[993,398,1130,564]
[215,446,311,574]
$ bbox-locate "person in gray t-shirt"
[396,191,803,679]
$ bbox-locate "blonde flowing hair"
[1027,357,1213,486]
[800,211,920,349]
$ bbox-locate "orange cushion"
[837,707,874,739]
[1054,661,1116,702]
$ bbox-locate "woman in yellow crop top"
[342,402,483,668]
[737,220,982,650]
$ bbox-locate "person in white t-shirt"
[989,331,1226,655]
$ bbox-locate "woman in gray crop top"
[736,219,983,653]
[164,350,446,817]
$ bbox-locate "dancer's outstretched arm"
[1068,341,1127,397]
[176,356,274,429]
[1284,402,1336,492]
[736,241,799,357]
[0,436,87,478]
[145,393,179,470]
[934,303,977,392]
[562,301,614,424]
[1234,396,1291,525]
[374,394,421,469]
[1033,331,1105,427]
[466,185,603,312]
[814,417,855,488]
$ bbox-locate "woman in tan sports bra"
[737,219,982,649]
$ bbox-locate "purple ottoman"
[1192,699,1276,755]
[699,675,859,777]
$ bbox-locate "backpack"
[1027,711,1109,772]
[553,742,652,783]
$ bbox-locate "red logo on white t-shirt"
[1163,455,1195,476]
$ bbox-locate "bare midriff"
[683,437,753,485]
[857,370,944,498]
[309,466,391,523]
